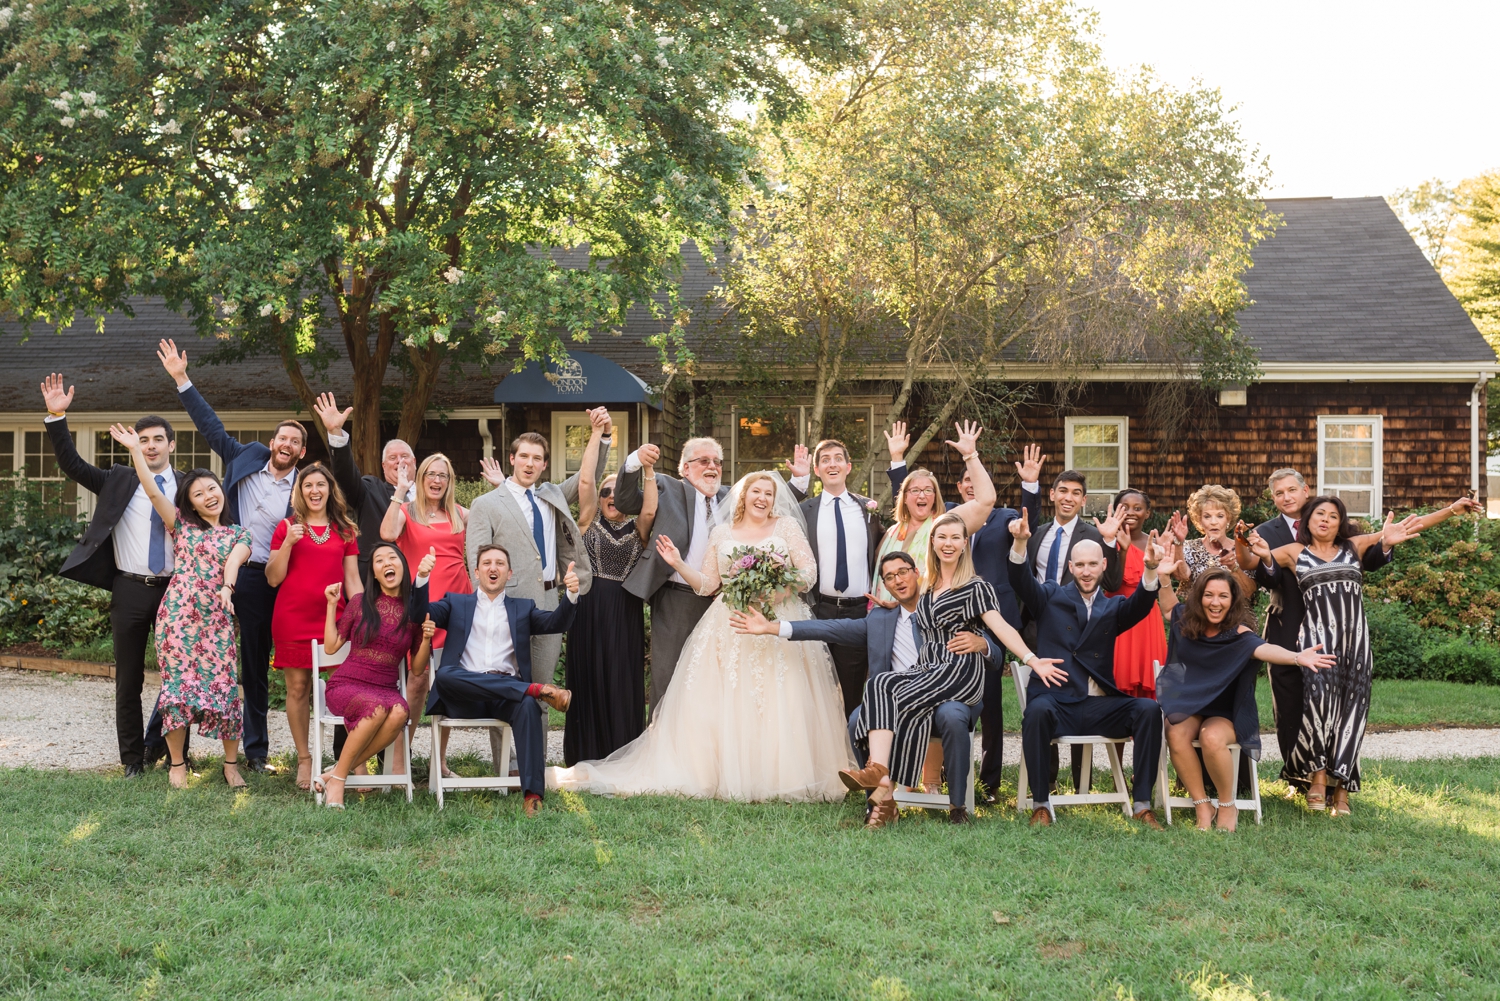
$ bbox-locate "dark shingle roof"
[1242,197,1494,363]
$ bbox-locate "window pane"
[559,422,623,479]
[736,409,799,476]
[1082,471,1120,492]
[1324,442,1372,468]
[1073,445,1120,470]
[1325,423,1374,440]
[1071,423,1119,444]
[233,429,275,446]
[1325,468,1373,486]
[23,429,78,514]
[1332,488,1372,517]
[0,430,13,472]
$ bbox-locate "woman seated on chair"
[1154,564,1334,831]
[314,543,435,808]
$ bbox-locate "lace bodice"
[695,518,818,597]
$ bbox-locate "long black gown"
[562,517,648,765]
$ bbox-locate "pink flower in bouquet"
[734,554,757,570]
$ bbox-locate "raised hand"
[638,443,661,469]
[1014,443,1045,484]
[562,560,580,595]
[40,373,74,415]
[417,546,437,578]
[787,443,810,479]
[1029,659,1069,687]
[1166,510,1189,544]
[863,590,898,610]
[729,606,777,635]
[1009,506,1032,542]
[394,463,413,500]
[1247,529,1272,564]
[589,407,611,430]
[313,392,352,436]
[107,422,141,452]
[654,535,682,568]
[324,582,343,604]
[884,421,910,463]
[947,631,989,656]
[1093,500,1123,545]
[284,521,306,546]
[1296,643,1337,672]
[479,456,505,488]
[1142,529,1167,570]
[421,614,436,644]
[944,419,983,458]
[157,338,190,385]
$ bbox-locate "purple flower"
[735,554,756,569]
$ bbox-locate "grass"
[3,757,1500,1000]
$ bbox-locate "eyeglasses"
[686,456,723,468]
[881,566,918,584]
[424,472,451,482]
[906,487,936,497]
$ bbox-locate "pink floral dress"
[154,520,252,739]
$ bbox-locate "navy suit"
[179,384,294,762]
[787,608,999,809]
[888,464,1041,794]
[425,592,577,798]
[1008,551,1163,808]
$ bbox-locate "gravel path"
[5,667,1500,772]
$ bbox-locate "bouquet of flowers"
[719,543,802,620]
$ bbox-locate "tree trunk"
[276,325,326,443]
[398,340,445,450]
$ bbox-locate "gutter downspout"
[1472,374,1489,514]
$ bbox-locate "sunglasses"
[599,488,614,500]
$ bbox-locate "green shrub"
[1366,600,1432,680]
[454,478,492,509]
[1364,512,1500,639]
[1421,636,1500,685]
[0,475,110,651]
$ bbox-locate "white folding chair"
[1152,661,1263,825]
[891,735,977,815]
[1011,661,1132,817]
[426,647,523,809]
[310,639,414,803]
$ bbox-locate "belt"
[816,594,867,608]
[118,571,173,587]
[245,561,268,571]
[663,581,698,593]
[543,579,557,591]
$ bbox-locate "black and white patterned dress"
[1284,544,1372,792]
[856,577,999,788]
[562,518,648,765]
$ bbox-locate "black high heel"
[168,757,188,789]
[221,756,246,788]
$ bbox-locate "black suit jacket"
[46,417,177,591]
[1252,514,1393,648]
[795,489,883,602]
[329,437,396,567]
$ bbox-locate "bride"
[550,470,854,801]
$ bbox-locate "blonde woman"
[1168,484,1255,598]
[872,420,998,604]
[380,452,473,647]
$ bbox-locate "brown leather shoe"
[865,796,899,829]
[523,794,542,818]
[1132,807,1163,830]
[1029,806,1053,827]
[536,685,571,712]
[949,807,970,825]
[839,762,889,792]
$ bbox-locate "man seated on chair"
[730,550,998,825]
[425,544,578,818]
[1006,509,1166,828]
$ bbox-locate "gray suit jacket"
[464,445,607,603]
[614,465,731,602]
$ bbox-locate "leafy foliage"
[0,475,108,650]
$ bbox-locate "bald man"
[1006,513,1166,828]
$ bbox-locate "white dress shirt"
[814,489,869,598]
[1034,515,1079,583]
[457,588,575,675]
[505,478,557,581]
[114,472,180,576]
[239,460,297,563]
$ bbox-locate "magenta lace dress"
[325,594,422,730]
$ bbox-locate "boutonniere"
[865,499,879,513]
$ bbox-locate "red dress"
[325,595,421,730]
[1106,540,1167,699]
[394,503,473,647]
[270,519,359,671]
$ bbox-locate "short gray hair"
[382,439,415,462]
[678,437,724,474]
[1268,468,1305,489]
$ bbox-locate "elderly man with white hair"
[612,436,731,709]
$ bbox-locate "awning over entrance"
[492,350,658,406]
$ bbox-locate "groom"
[613,436,731,709]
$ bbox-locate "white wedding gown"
[550,518,855,802]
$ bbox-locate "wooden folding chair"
[1152,661,1263,825]
[310,640,414,803]
[1011,661,1132,817]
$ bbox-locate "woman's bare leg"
[1166,716,1213,829]
[164,728,189,789]
[221,738,246,788]
[1198,717,1238,832]
[283,668,313,789]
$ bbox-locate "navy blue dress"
[1156,605,1263,758]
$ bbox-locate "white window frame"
[1317,414,1383,518]
[1064,416,1129,513]
[549,410,630,484]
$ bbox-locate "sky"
[1083,0,1500,198]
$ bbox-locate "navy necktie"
[910,617,922,659]
[148,474,167,574]
[1043,524,1062,583]
[526,488,548,573]
[832,495,849,593]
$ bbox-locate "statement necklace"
[307,522,333,546]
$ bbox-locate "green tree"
[1390,179,1460,273]
[718,0,1272,488]
[0,0,851,468]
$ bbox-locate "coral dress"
[154,520,252,739]
[1105,540,1167,698]
[269,519,359,670]
[394,503,472,647]
[324,594,425,731]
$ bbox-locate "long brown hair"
[1178,568,1254,640]
[411,452,464,533]
[291,462,358,539]
[925,511,976,590]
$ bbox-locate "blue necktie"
[148,474,167,574]
[526,488,548,574]
[832,495,849,593]
[910,617,922,659]
[1043,524,1062,584]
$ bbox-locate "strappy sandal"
[1214,803,1239,833]
[1191,797,1213,830]
[312,772,346,809]
[168,757,189,790]
[1305,787,1327,812]
[295,755,314,791]
[1329,790,1351,818]
[222,756,246,789]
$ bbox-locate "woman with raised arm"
[106,424,253,790]
[315,543,435,808]
[870,421,997,604]
[1251,494,1475,816]
[265,462,361,790]
[563,411,659,764]
[1105,488,1168,699]
[1166,484,1256,600]
[1152,561,1335,831]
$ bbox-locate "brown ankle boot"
[839,762,889,792]
[537,685,572,712]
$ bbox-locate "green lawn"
[3,757,1499,1000]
